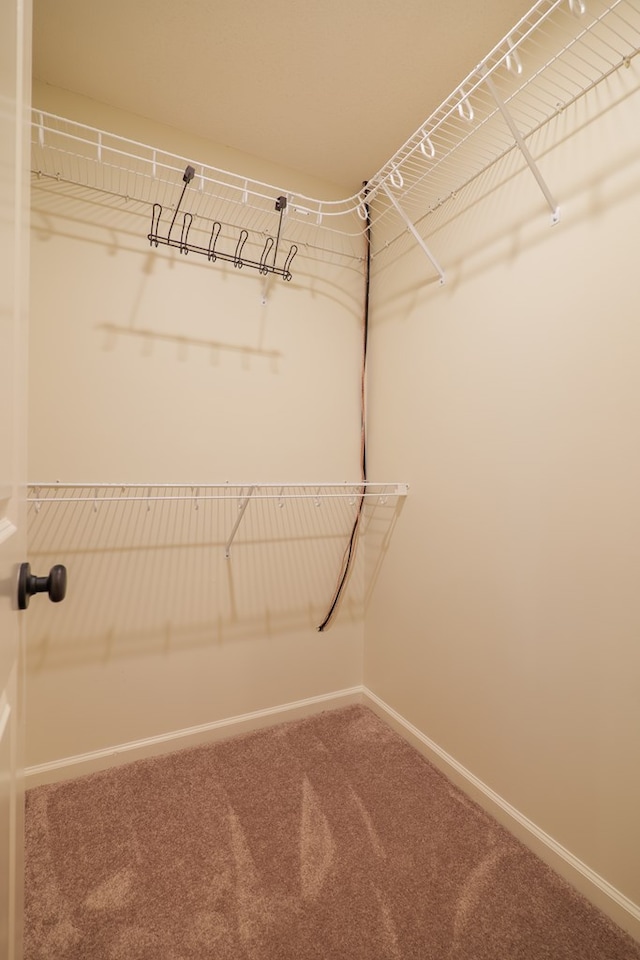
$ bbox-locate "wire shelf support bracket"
[225,486,255,559]
[479,66,561,224]
[380,181,446,283]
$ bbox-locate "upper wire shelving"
[30,0,640,280]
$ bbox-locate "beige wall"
[27,59,640,932]
[365,61,640,918]
[26,86,365,767]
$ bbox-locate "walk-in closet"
[2,0,640,956]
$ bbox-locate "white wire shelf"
[27,482,409,561]
[30,0,640,277]
[30,113,368,270]
[27,482,408,504]
[367,0,640,272]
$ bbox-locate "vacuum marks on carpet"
[24,705,640,960]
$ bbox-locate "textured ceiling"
[32,0,535,192]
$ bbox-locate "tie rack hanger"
[148,165,298,280]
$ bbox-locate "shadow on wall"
[361,496,407,610]
[25,491,404,670]
[30,177,366,327]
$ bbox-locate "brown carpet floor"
[24,705,640,959]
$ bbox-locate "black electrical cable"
[317,184,370,632]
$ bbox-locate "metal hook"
[259,236,275,274]
[208,221,221,261]
[419,133,436,158]
[234,230,248,268]
[389,166,404,189]
[180,213,193,256]
[180,213,193,254]
[149,203,162,247]
[283,244,298,281]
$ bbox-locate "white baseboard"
[24,686,364,789]
[24,682,640,943]
[362,687,640,944]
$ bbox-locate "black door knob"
[18,563,67,610]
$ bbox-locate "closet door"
[0,0,31,957]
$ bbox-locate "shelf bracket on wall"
[380,182,446,284]
[225,486,255,559]
[148,167,298,280]
[480,65,560,225]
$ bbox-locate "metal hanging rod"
[148,166,298,280]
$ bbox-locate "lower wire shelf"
[27,481,409,558]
